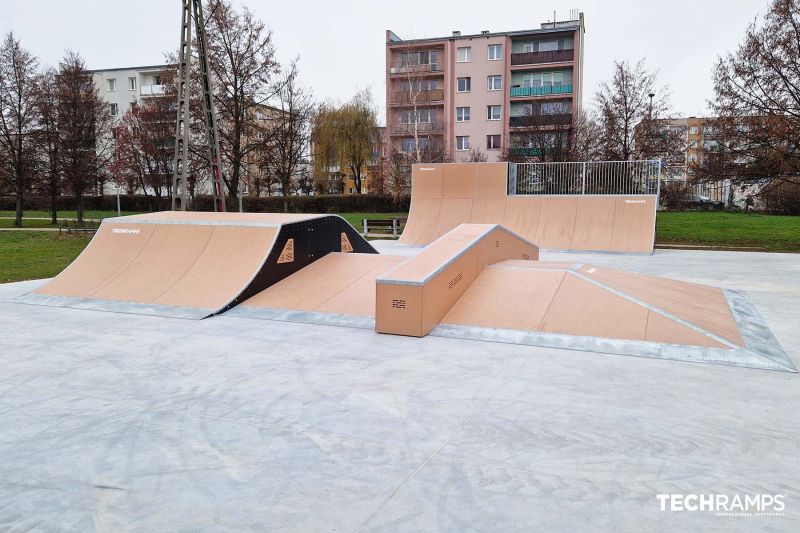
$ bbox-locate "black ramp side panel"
[219,215,377,314]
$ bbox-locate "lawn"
[655,211,800,252]
[0,232,92,283]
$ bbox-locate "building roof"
[387,20,582,46]
[89,64,175,74]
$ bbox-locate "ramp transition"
[228,223,793,372]
[399,163,657,253]
[16,212,376,319]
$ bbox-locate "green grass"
[0,210,142,222]
[656,211,800,252]
[0,232,92,283]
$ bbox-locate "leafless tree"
[111,70,176,211]
[595,59,676,161]
[33,68,61,224]
[261,64,313,211]
[0,32,39,227]
[694,0,800,190]
[205,0,279,209]
[56,51,114,223]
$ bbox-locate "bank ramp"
[15,211,375,319]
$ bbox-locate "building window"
[129,77,137,91]
[456,136,470,151]
[488,44,502,60]
[689,140,698,149]
[457,47,471,63]
[456,107,470,122]
[487,105,501,120]
[110,103,118,116]
[456,77,471,92]
[522,39,564,53]
[488,75,502,91]
[487,135,501,150]
[108,79,117,92]
[689,126,699,135]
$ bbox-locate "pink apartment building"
[385,13,585,162]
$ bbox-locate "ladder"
[171,0,226,212]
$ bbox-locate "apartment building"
[91,64,173,124]
[652,117,726,181]
[385,13,585,162]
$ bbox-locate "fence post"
[581,162,587,195]
[363,219,368,237]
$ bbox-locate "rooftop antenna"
[171,0,226,212]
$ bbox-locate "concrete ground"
[1,248,799,532]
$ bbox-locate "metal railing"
[390,89,445,104]
[510,84,572,97]
[140,84,166,96]
[511,49,574,66]
[508,160,662,196]
[509,113,572,127]
[389,63,444,75]
[390,121,445,134]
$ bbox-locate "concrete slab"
[1,248,799,530]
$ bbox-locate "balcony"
[510,147,544,157]
[389,63,444,75]
[510,83,572,98]
[390,89,445,105]
[390,122,445,134]
[509,113,572,128]
[140,84,166,97]
[511,49,574,66]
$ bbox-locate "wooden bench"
[361,218,407,239]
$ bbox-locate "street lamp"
[114,185,122,216]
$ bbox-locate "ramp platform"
[15,212,376,319]
[399,163,657,253]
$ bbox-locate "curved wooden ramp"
[15,212,376,319]
[399,163,657,253]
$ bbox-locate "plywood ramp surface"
[403,163,657,253]
[440,261,735,349]
[240,253,405,316]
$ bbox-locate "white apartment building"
[90,64,173,124]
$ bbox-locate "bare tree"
[595,59,674,161]
[502,110,601,163]
[56,51,114,223]
[261,64,313,211]
[0,32,39,227]
[205,0,279,209]
[112,73,176,211]
[33,68,61,224]
[695,0,800,189]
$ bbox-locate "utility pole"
[171,0,226,212]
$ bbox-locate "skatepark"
[2,162,800,529]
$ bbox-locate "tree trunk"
[15,189,23,228]
[75,192,84,224]
[49,190,57,225]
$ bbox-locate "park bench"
[59,219,100,236]
[361,218,407,240]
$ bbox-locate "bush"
[0,193,410,214]
[761,181,800,215]
[659,181,693,210]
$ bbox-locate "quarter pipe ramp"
[399,163,658,253]
[15,212,376,318]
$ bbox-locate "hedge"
[0,194,410,214]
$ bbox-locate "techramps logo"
[111,228,141,235]
[657,493,786,518]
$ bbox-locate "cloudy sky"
[3,0,769,122]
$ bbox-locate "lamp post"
[115,185,122,216]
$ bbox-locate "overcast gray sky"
[3,0,769,122]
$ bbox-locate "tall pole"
[171,0,192,210]
[170,0,227,212]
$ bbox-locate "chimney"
[481,30,490,34]
[452,30,461,36]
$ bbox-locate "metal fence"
[508,161,662,196]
